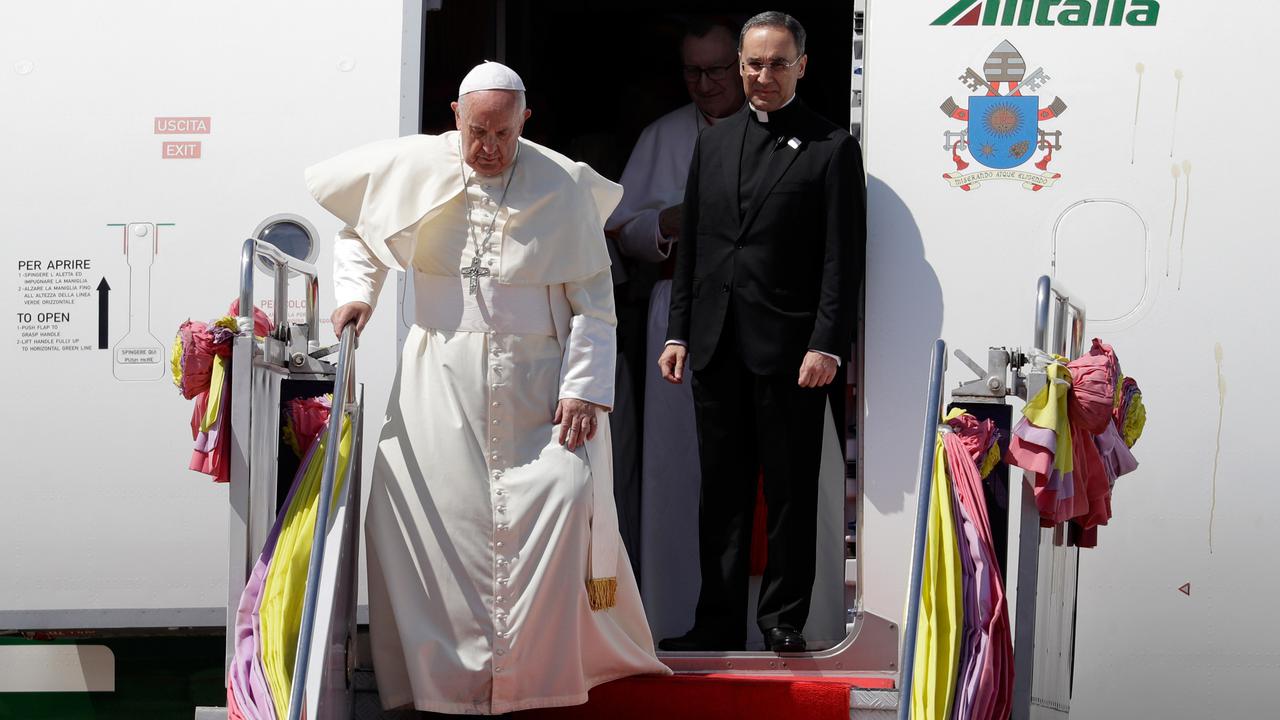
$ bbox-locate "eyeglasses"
[741,57,803,76]
[682,62,736,82]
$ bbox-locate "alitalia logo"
[932,0,1160,26]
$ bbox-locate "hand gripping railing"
[1033,275,1087,359]
[896,338,948,720]
[238,238,321,347]
[285,322,357,720]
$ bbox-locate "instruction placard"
[15,258,97,353]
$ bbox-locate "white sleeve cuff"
[813,349,842,366]
[653,220,674,259]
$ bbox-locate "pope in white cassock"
[306,61,669,715]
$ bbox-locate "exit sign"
[162,141,202,159]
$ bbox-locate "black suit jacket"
[667,98,865,376]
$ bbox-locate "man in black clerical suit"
[657,10,864,653]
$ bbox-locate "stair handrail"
[1033,275,1087,359]
[895,338,948,720]
[1010,276,1088,720]
[238,237,321,347]
[285,322,357,720]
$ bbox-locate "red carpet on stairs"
[518,673,894,720]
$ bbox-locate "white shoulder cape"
[304,132,621,285]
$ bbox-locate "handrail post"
[1069,306,1086,359]
[237,238,321,346]
[1013,276,1088,720]
[307,273,320,348]
[285,323,356,720]
[239,239,256,329]
[233,236,334,718]
[1033,275,1087,358]
[1033,275,1051,353]
[896,338,947,720]
[273,260,289,340]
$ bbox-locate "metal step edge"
[851,687,899,710]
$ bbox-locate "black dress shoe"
[658,628,744,652]
[765,627,806,653]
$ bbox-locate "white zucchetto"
[458,61,526,96]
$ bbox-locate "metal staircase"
[216,238,365,720]
[206,272,1087,720]
[897,275,1088,720]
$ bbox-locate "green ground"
[0,635,225,720]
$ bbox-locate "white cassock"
[608,103,846,649]
[307,132,669,715]
[606,102,709,643]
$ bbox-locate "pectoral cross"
[461,255,491,295]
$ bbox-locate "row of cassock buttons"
[489,334,513,674]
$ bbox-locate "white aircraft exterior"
[0,2,1272,718]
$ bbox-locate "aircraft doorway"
[418,0,860,656]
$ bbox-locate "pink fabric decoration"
[227,299,276,338]
[945,413,1014,720]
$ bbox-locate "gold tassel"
[586,577,617,611]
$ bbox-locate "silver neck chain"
[459,139,518,260]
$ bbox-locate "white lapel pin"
[787,137,801,150]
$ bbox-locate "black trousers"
[689,315,827,639]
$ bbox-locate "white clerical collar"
[750,94,796,123]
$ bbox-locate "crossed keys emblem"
[938,40,1069,191]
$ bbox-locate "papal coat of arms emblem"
[940,40,1067,191]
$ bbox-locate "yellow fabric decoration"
[1023,361,1075,477]
[201,357,228,432]
[282,424,302,460]
[910,436,964,720]
[1123,392,1147,448]
[260,415,354,719]
[201,356,228,433]
[979,442,1002,479]
[170,333,185,390]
